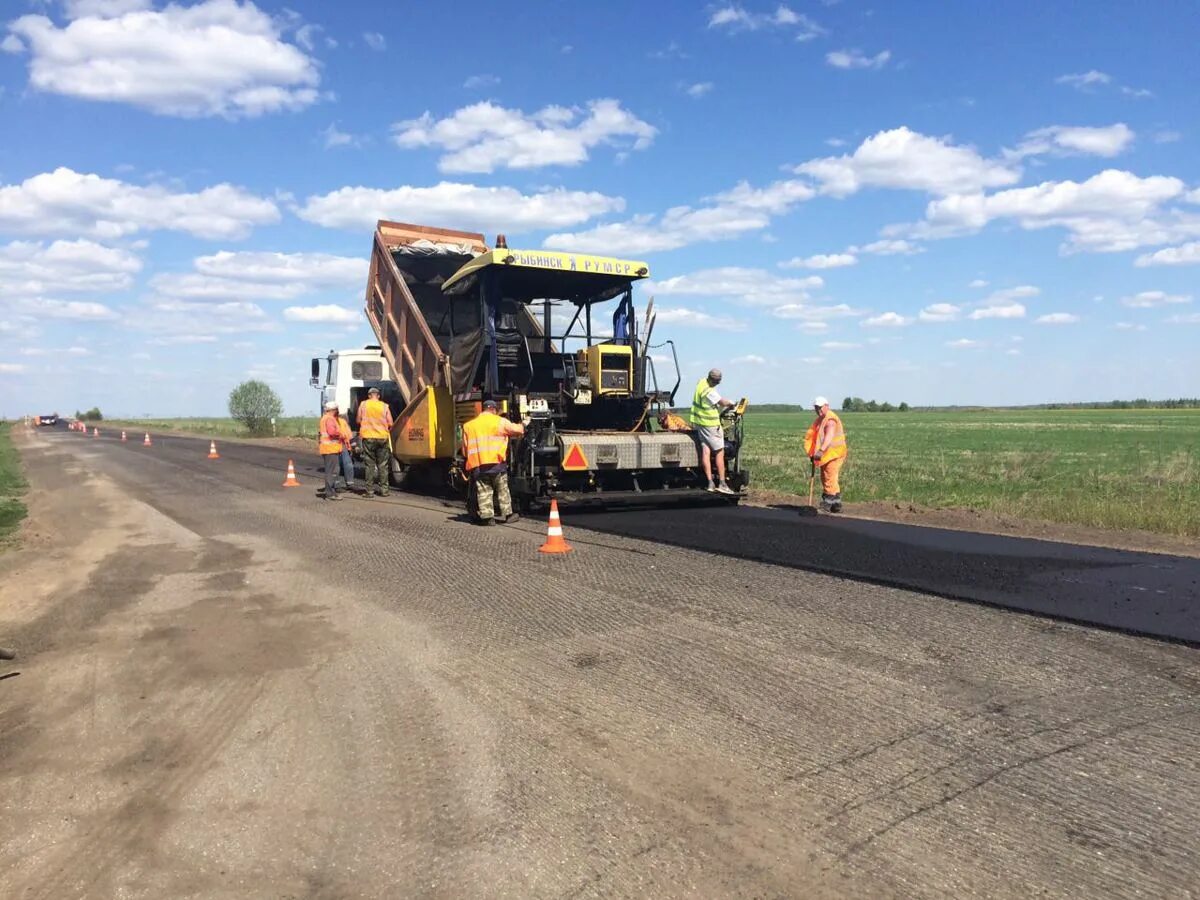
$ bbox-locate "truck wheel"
[389,457,407,488]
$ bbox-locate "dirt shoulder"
[748,487,1200,558]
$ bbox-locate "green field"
[742,409,1200,538]
[0,422,28,546]
[106,416,318,439]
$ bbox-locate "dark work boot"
[820,493,836,512]
[829,493,843,513]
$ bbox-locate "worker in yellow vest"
[804,396,848,512]
[356,386,394,497]
[690,368,736,494]
[461,399,525,525]
[318,401,345,501]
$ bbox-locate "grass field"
[742,408,1200,538]
[0,422,28,546]
[106,416,318,439]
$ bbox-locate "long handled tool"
[798,460,819,517]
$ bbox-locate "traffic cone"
[121,430,127,442]
[143,433,152,447]
[538,499,573,554]
[282,459,301,487]
[92,427,99,437]
[207,440,220,460]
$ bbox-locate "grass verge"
[0,422,28,547]
[104,416,318,440]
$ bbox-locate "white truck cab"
[310,346,392,423]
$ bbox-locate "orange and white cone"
[121,430,127,442]
[538,499,573,554]
[282,459,301,487]
[92,427,99,437]
[143,433,152,446]
[207,440,220,459]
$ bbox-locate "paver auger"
[362,221,749,509]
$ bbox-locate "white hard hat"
[324,401,338,410]
[813,396,829,408]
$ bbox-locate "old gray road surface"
[2,430,1197,899]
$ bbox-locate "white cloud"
[1056,70,1111,90]
[363,31,386,51]
[946,338,981,348]
[7,0,321,118]
[0,363,27,374]
[708,5,825,40]
[544,177,814,254]
[648,266,823,308]
[149,272,305,301]
[796,321,828,334]
[906,169,1198,253]
[779,252,857,269]
[6,297,118,320]
[149,334,220,345]
[64,1,153,16]
[1,34,23,53]
[1134,241,1200,267]
[968,278,989,288]
[463,73,499,90]
[820,341,861,349]
[862,311,911,327]
[1153,130,1182,144]
[919,302,960,322]
[969,303,1025,320]
[298,181,624,234]
[1114,322,1147,331]
[0,167,279,239]
[794,127,1020,197]
[852,238,925,256]
[731,353,767,364]
[321,123,360,149]
[1007,123,1135,159]
[1166,312,1200,323]
[826,49,891,70]
[0,239,141,295]
[684,81,714,98]
[283,304,359,324]
[194,250,365,286]
[652,307,746,330]
[1120,86,1153,99]
[773,303,860,321]
[1120,290,1191,308]
[1036,312,1080,324]
[392,99,656,173]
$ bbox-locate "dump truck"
[315,220,748,507]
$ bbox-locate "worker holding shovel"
[804,396,847,513]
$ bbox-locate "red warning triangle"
[561,443,590,471]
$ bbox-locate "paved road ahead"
[3,429,1198,898]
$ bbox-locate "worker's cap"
[482,399,498,410]
[708,368,723,382]
[813,396,829,408]
[323,401,338,411]
[367,386,381,396]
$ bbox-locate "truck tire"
[389,457,407,488]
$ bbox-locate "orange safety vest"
[338,416,352,446]
[357,398,393,440]
[461,412,511,471]
[803,410,847,466]
[318,413,343,455]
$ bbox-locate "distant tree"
[82,407,103,421]
[898,402,910,412]
[879,401,895,413]
[842,396,854,412]
[228,380,282,435]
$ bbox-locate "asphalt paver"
[3,429,1197,898]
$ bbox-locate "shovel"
[798,459,820,517]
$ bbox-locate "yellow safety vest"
[690,378,721,428]
[318,413,343,455]
[462,412,510,471]
[804,410,847,466]
[357,398,393,440]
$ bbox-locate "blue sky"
[1,0,1197,417]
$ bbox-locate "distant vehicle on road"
[36,413,59,426]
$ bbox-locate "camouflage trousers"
[472,470,513,521]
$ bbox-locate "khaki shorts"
[695,425,725,453]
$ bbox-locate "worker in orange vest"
[318,401,345,501]
[461,399,525,525]
[804,396,848,512]
[356,386,394,497]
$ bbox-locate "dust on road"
[1,428,1198,898]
